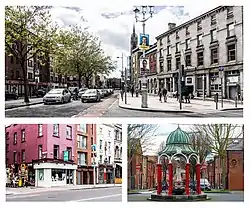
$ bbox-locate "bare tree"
[157,140,166,154]
[193,124,243,189]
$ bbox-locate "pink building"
[6,124,77,187]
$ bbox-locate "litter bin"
[18,179,22,187]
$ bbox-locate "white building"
[114,124,122,179]
[156,6,243,99]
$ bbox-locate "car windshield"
[84,90,96,94]
[48,90,63,94]
[79,88,87,92]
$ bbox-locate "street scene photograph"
[5,124,122,202]
[127,123,244,202]
[5,5,243,118]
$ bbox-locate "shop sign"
[63,151,69,161]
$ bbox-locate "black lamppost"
[104,158,108,184]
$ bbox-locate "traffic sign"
[219,66,224,71]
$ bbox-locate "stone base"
[148,192,208,201]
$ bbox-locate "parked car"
[5,90,18,101]
[33,88,47,97]
[103,89,109,97]
[200,179,211,191]
[81,89,101,103]
[78,88,88,97]
[98,89,105,98]
[43,88,71,104]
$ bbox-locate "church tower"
[130,23,138,53]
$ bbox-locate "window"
[13,151,17,163]
[108,142,111,151]
[38,145,42,159]
[78,153,87,165]
[28,73,33,79]
[197,21,202,30]
[91,137,93,145]
[6,144,9,153]
[211,29,217,42]
[28,60,33,67]
[197,35,202,46]
[167,35,170,42]
[176,43,180,52]
[211,14,216,25]
[100,155,103,164]
[100,140,103,150]
[176,57,181,70]
[6,132,9,140]
[13,132,17,144]
[10,56,14,64]
[167,60,171,71]
[167,46,171,55]
[108,156,111,164]
[66,147,72,160]
[21,129,25,142]
[79,124,86,133]
[66,126,72,139]
[21,150,25,163]
[99,128,103,134]
[50,76,53,82]
[108,130,111,137]
[38,124,43,136]
[186,55,191,66]
[176,31,179,39]
[53,124,59,136]
[228,44,236,61]
[227,23,235,37]
[197,52,204,66]
[187,78,192,84]
[51,169,65,181]
[160,61,164,72]
[77,135,87,149]
[186,26,190,35]
[160,48,163,57]
[211,48,218,64]
[53,145,59,159]
[160,39,163,46]
[227,7,233,18]
[186,39,190,49]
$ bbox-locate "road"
[5,94,243,117]
[127,191,244,202]
[6,187,122,202]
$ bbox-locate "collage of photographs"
[3,1,246,206]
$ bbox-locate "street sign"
[219,66,224,71]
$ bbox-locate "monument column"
[157,164,162,195]
[168,163,173,195]
[185,163,190,195]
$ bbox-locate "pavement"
[6,185,122,202]
[5,97,44,109]
[5,93,119,118]
[127,190,244,202]
[119,94,243,116]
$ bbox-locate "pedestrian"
[131,86,134,97]
[158,88,162,102]
[120,89,124,101]
[163,88,167,102]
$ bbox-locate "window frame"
[197,52,204,66]
[66,125,72,139]
[53,124,59,137]
[21,129,25,142]
[227,44,236,62]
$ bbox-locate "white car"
[43,88,71,104]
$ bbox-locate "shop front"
[33,160,77,187]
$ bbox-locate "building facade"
[114,124,122,183]
[6,124,77,187]
[156,6,243,99]
[75,124,96,185]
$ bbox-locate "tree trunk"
[85,77,90,88]
[221,155,227,190]
[78,73,82,88]
[21,60,29,103]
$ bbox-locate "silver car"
[43,88,71,104]
[81,89,101,103]
[98,89,105,98]
[78,88,88,97]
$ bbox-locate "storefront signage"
[91,144,97,152]
[63,151,69,161]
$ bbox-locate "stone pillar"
[193,75,196,96]
[173,77,176,92]
[185,163,190,195]
[168,163,173,196]
[196,163,201,194]
[73,170,77,185]
[104,167,107,184]
[157,164,162,195]
[164,78,167,89]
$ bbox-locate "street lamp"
[133,6,154,108]
[113,162,116,186]
[117,53,127,104]
[104,158,108,184]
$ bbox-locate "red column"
[196,164,201,194]
[185,163,190,195]
[168,163,173,196]
[157,164,162,195]
[104,167,107,184]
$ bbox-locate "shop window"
[53,145,59,159]
[13,132,17,145]
[51,169,66,181]
[38,124,43,136]
[38,169,44,181]
[66,126,72,139]
[53,124,59,136]
[21,129,25,142]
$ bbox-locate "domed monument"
[148,126,207,201]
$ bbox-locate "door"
[229,86,237,99]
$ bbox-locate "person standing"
[163,88,168,102]
[131,86,134,97]
[120,89,124,101]
[158,88,162,102]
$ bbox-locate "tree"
[5,6,58,103]
[192,124,243,189]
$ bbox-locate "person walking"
[158,88,162,102]
[120,89,124,101]
[163,88,168,102]
[131,86,134,97]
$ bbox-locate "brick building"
[156,6,243,100]
[75,124,96,185]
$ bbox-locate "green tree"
[5,6,58,103]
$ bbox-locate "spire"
[133,23,135,34]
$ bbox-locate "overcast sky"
[48,3,217,78]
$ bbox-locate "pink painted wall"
[6,124,76,165]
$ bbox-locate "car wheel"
[81,99,85,103]
[61,98,64,104]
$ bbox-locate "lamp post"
[117,53,127,104]
[134,6,154,108]
[104,158,108,184]
[113,162,116,186]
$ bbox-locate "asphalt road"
[6,187,122,202]
[127,191,244,202]
[103,101,243,117]
[5,94,118,118]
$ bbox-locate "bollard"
[235,96,237,108]
[214,93,218,110]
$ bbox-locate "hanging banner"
[140,58,149,75]
[139,34,150,50]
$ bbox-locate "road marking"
[69,193,122,202]
[107,99,118,110]
[6,193,41,199]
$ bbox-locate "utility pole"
[219,66,224,108]
[203,74,205,101]
[125,67,127,104]
[179,64,182,110]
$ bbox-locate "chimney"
[168,23,176,30]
